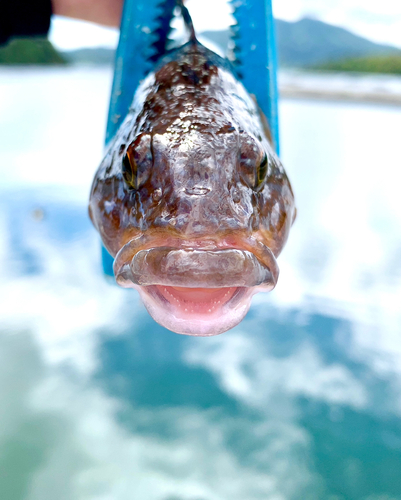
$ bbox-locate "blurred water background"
[1,64,401,500]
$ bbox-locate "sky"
[49,0,401,51]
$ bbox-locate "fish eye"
[256,153,268,188]
[121,134,152,190]
[239,136,269,190]
[122,149,138,189]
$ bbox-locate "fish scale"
[102,0,281,277]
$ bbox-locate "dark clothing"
[0,0,52,45]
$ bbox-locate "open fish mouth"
[114,241,279,336]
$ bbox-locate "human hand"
[52,0,124,27]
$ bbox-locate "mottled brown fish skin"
[89,42,295,269]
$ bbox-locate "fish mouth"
[113,237,279,336]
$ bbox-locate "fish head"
[89,50,296,336]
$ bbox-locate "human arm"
[52,0,123,28]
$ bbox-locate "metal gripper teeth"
[149,0,177,62]
[228,0,243,68]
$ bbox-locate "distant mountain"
[276,18,399,67]
[316,54,401,75]
[62,48,115,66]
[201,17,400,68]
[0,37,66,65]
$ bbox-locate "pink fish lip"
[141,284,255,336]
[113,234,279,290]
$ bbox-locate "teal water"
[0,68,401,500]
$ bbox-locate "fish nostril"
[232,189,241,203]
[184,186,211,196]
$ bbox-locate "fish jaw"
[135,285,259,336]
[113,236,279,336]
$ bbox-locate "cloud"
[0,327,319,500]
[184,333,368,411]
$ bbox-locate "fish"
[89,2,296,336]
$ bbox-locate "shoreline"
[278,70,401,106]
[279,86,401,106]
[1,65,401,107]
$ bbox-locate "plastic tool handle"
[231,0,280,154]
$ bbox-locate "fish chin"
[137,285,256,336]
